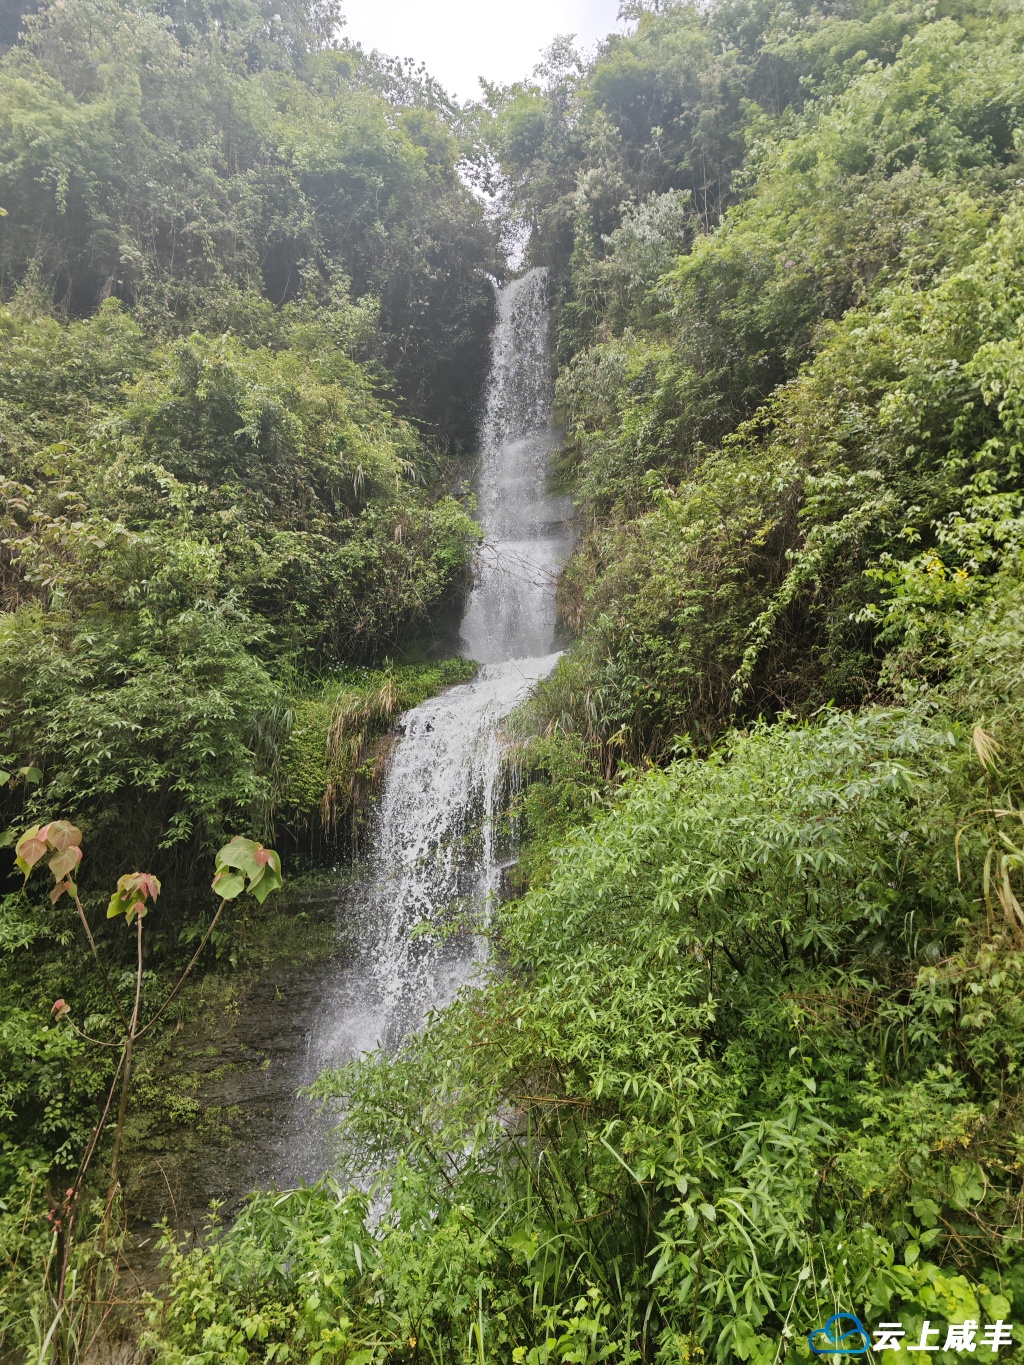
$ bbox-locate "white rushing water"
[461,269,571,665]
[278,268,570,1181]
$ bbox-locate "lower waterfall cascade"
[278,267,570,1182]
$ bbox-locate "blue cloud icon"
[808,1313,871,1356]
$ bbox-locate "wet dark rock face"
[121,883,346,1277]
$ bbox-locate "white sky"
[338,0,628,103]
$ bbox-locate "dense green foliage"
[145,594,1024,1364]
[12,0,1024,1359]
[0,301,479,877]
[497,0,1024,761]
[0,0,496,443]
[0,0,493,1352]
[0,0,495,880]
[140,0,1024,1362]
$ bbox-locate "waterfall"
[460,269,570,664]
[278,268,568,1182]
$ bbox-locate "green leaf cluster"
[212,836,283,904]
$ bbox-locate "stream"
[267,265,571,1187]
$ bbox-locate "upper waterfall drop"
[461,268,571,664]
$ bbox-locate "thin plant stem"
[136,898,228,1041]
[71,891,129,1031]
[56,1049,125,1310]
[104,915,144,1238]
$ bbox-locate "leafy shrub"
[148,693,1024,1362]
